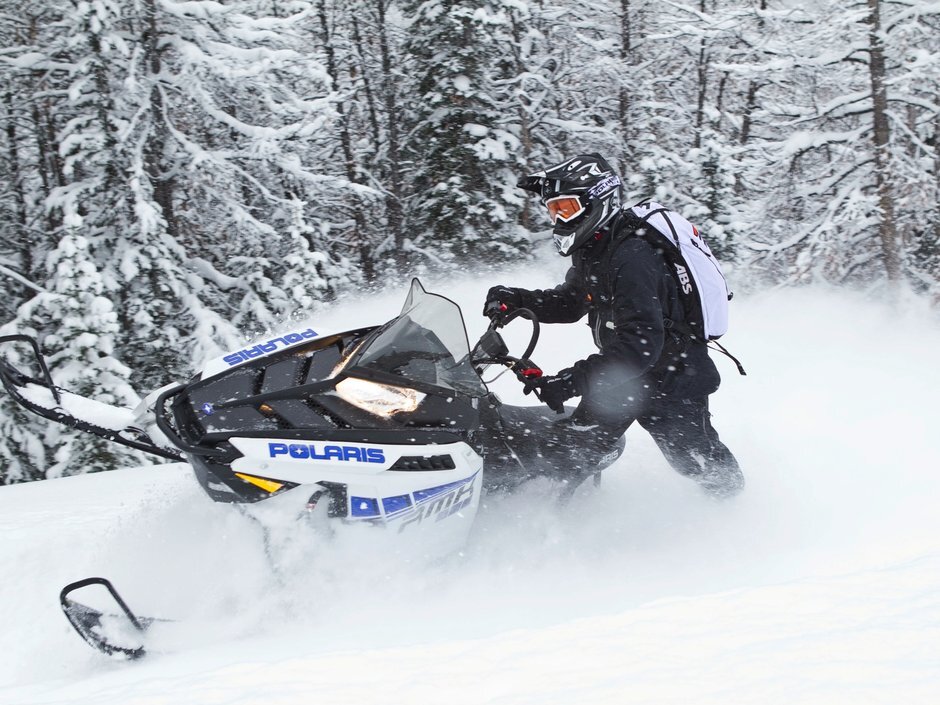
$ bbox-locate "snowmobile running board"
[60,578,152,659]
[0,335,183,461]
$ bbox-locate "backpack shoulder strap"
[630,201,681,245]
[611,207,705,338]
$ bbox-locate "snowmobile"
[0,279,623,658]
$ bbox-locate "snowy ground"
[2,265,940,704]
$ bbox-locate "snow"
[453,74,472,93]
[0,264,46,294]
[2,273,940,703]
[18,384,135,432]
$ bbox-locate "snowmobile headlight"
[334,377,425,417]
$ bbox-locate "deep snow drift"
[2,267,939,704]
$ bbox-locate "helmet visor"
[545,195,584,224]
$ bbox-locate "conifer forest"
[1,0,939,482]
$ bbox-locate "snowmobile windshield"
[345,280,486,397]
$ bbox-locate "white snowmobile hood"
[200,325,332,380]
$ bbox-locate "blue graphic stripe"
[348,472,479,521]
[382,494,412,515]
[412,478,471,503]
[350,497,380,517]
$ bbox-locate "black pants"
[541,393,744,498]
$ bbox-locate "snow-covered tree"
[0,233,142,479]
[743,0,940,291]
[401,0,531,267]
[37,233,141,476]
[0,2,63,322]
[37,0,354,383]
[0,0,354,478]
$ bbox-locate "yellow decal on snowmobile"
[234,473,284,494]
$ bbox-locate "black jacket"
[513,212,720,401]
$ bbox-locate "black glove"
[483,285,523,321]
[523,368,581,414]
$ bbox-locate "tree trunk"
[375,0,405,269]
[934,116,940,244]
[866,0,902,283]
[350,14,382,151]
[739,81,759,146]
[739,0,768,148]
[693,5,708,151]
[88,33,118,187]
[318,0,374,281]
[509,11,533,231]
[32,98,64,235]
[3,91,32,292]
[143,0,179,240]
[618,0,632,174]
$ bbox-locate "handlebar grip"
[484,300,509,320]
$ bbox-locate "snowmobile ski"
[60,577,161,659]
[0,335,182,461]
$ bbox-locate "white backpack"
[629,201,731,340]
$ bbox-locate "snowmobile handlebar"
[472,308,545,383]
[487,307,540,361]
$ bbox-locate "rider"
[484,154,744,498]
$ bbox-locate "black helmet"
[517,153,623,256]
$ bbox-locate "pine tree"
[38,233,142,476]
[0,233,142,479]
[0,0,353,478]
[401,0,530,267]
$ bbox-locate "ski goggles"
[544,195,585,224]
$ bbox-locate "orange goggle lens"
[545,196,584,224]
